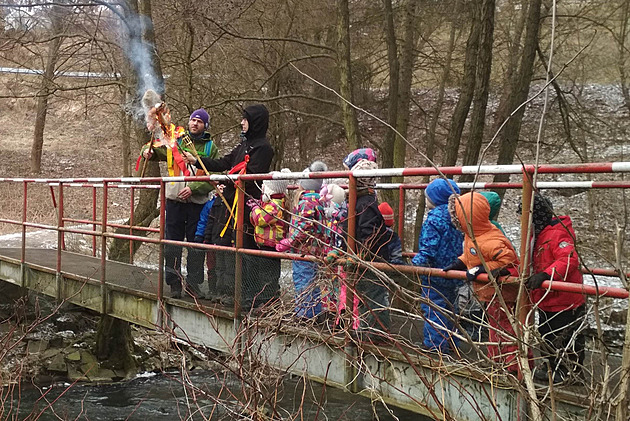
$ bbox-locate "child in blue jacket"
[412,178,463,354]
[194,194,217,300]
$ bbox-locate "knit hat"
[300,161,328,191]
[517,193,553,234]
[343,148,377,170]
[327,184,346,205]
[425,178,460,206]
[190,108,210,129]
[518,194,554,235]
[378,202,395,227]
[480,191,502,221]
[262,168,291,202]
[351,159,378,189]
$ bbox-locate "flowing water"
[9,370,426,421]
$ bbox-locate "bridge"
[1,162,629,420]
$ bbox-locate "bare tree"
[460,0,495,181]
[30,4,67,174]
[492,0,542,189]
[336,0,361,151]
[442,3,481,168]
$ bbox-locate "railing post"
[517,169,534,378]
[129,186,135,264]
[398,185,405,250]
[56,182,64,302]
[346,174,358,393]
[157,181,165,329]
[20,181,27,287]
[347,175,357,253]
[234,180,245,324]
[100,181,108,315]
[92,186,97,257]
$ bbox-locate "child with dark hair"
[329,153,392,344]
[202,187,235,305]
[446,192,523,372]
[521,194,586,384]
[412,178,463,354]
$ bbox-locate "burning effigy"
[135,89,192,177]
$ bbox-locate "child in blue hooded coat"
[412,178,463,354]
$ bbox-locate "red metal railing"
[0,162,628,315]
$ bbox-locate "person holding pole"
[142,108,218,299]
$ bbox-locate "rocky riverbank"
[0,284,217,386]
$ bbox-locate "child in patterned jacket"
[248,169,291,250]
[246,169,291,307]
[276,161,330,320]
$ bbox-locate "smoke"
[120,12,164,121]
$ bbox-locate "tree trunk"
[31,6,64,174]
[443,3,481,167]
[379,0,401,211]
[492,0,542,189]
[460,0,495,181]
[336,0,361,151]
[415,11,458,245]
[98,0,164,371]
[395,0,420,166]
[380,0,399,170]
[138,0,165,96]
[184,21,195,110]
[492,0,529,134]
[107,0,162,264]
[95,314,136,372]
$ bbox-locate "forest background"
[0,0,629,256]
[1,2,630,419]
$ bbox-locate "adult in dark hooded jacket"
[185,104,275,308]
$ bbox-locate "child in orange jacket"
[445,192,523,372]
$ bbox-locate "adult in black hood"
[185,104,273,205]
[184,104,276,308]
[242,104,269,141]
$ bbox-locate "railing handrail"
[1,161,630,184]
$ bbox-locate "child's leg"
[538,305,586,377]
[214,249,235,301]
[292,260,321,318]
[421,278,458,353]
[206,250,216,297]
[356,276,390,340]
[486,298,520,372]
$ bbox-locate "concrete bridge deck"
[0,247,591,420]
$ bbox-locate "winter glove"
[341,256,360,272]
[325,249,342,264]
[466,265,486,282]
[489,267,511,279]
[526,272,551,290]
[275,239,291,253]
[194,236,204,244]
[246,198,259,209]
[443,259,467,272]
